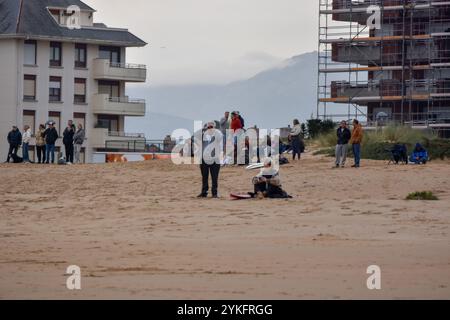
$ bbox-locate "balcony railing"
[108,96,146,104]
[92,94,146,117]
[109,62,146,69]
[93,59,147,82]
[331,79,450,99]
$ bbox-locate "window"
[74,113,86,130]
[98,80,120,98]
[50,42,62,67]
[97,114,119,132]
[24,40,37,65]
[23,75,36,101]
[49,9,60,23]
[23,110,36,135]
[99,46,121,65]
[74,78,86,103]
[75,43,87,68]
[48,111,61,134]
[49,76,62,102]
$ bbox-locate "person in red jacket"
[230,112,243,132]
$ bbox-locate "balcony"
[93,59,147,82]
[90,128,146,150]
[92,94,146,117]
[328,79,450,103]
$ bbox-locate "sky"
[84,0,319,86]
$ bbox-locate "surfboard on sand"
[246,163,264,170]
[230,193,253,200]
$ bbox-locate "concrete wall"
[0,39,19,162]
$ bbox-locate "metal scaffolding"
[317,0,450,134]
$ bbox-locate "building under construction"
[318,0,450,136]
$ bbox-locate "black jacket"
[63,127,75,145]
[7,130,22,145]
[337,127,351,145]
[45,128,59,145]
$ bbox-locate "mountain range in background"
[126,51,330,139]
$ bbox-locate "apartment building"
[318,0,450,137]
[0,0,147,163]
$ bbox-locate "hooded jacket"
[337,127,351,145]
[45,127,59,145]
[7,129,22,146]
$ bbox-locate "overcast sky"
[84,0,318,86]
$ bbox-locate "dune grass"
[313,125,450,161]
[406,191,439,201]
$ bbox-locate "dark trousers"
[200,163,220,196]
[291,136,301,160]
[36,145,46,163]
[65,143,74,163]
[7,144,19,162]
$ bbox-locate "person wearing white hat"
[251,158,291,199]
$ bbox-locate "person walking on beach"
[63,120,75,163]
[350,119,363,168]
[6,126,22,163]
[44,122,58,164]
[73,123,85,164]
[289,119,303,161]
[36,124,46,164]
[22,125,32,163]
[334,120,351,168]
[198,122,221,198]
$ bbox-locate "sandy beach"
[0,151,449,299]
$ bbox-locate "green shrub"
[313,125,449,161]
[406,191,439,201]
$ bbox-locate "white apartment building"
[0,0,147,163]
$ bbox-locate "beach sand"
[0,151,449,299]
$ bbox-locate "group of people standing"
[5,120,85,164]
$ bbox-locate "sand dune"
[0,151,449,299]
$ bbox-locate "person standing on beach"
[36,124,46,164]
[219,111,230,148]
[6,126,22,163]
[73,123,85,164]
[198,122,221,198]
[350,119,363,168]
[237,111,245,129]
[63,120,75,164]
[289,119,303,161]
[22,125,32,163]
[44,122,58,164]
[334,121,351,168]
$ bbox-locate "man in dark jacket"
[63,120,75,163]
[197,122,222,198]
[44,122,59,164]
[6,126,22,163]
[334,120,351,168]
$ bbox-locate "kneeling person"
[252,159,291,199]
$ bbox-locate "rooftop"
[0,0,146,47]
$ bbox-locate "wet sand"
[0,152,449,299]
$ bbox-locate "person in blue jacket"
[409,143,428,164]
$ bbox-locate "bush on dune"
[313,125,450,161]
